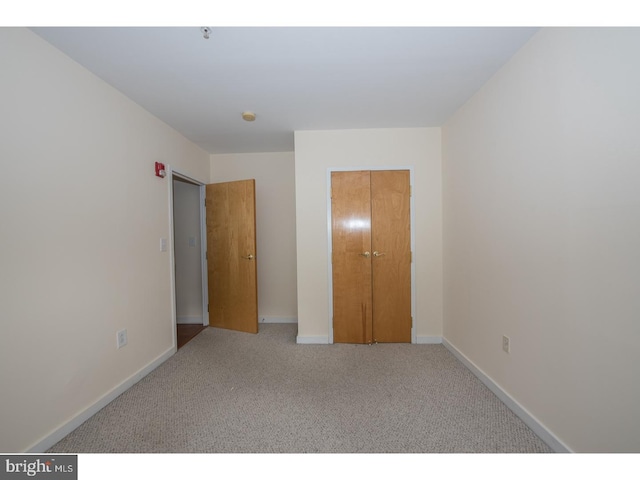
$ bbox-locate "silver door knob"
[242,254,255,260]
[359,251,371,258]
[373,251,386,257]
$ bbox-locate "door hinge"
[207,303,209,313]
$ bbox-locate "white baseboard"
[259,316,298,324]
[296,335,330,344]
[177,315,205,325]
[442,338,571,453]
[416,335,442,344]
[26,346,176,453]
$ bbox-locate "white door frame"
[326,167,417,344]
[168,166,208,351]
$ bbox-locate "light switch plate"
[117,329,128,349]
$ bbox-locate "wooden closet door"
[331,170,411,344]
[331,171,373,344]
[371,170,411,343]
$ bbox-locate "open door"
[206,179,258,334]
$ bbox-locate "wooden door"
[331,170,411,344]
[370,170,411,343]
[206,179,258,334]
[331,171,373,343]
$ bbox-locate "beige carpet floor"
[48,324,552,453]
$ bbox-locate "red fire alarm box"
[155,162,166,178]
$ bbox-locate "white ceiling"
[31,27,539,154]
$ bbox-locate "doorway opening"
[170,169,208,350]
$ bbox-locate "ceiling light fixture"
[200,27,211,40]
[242,111,256,122]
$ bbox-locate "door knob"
[373,251,386,257]
[242,254,255,260]
[359,251,371,258]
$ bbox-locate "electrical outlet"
[502,335,510,354]
[117,329,128,349]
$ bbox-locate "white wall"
[0,28,210,452]
[211,152,298,322]
[294,128,442,343]
[443,27,640,452]
[173,179,203,324]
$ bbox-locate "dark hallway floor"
[177,324,206,349]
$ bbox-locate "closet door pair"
[331,170,411,344]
